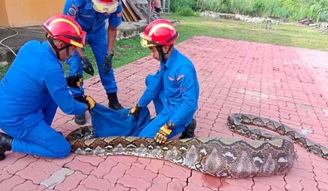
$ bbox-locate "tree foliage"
[170,0,328,21]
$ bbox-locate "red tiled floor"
[80,175,114,191]
[147,174,171,191]
[11,180,38,191]
[54,171,87,191]
[2,36,328,190]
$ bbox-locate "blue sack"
[89,104,151,138]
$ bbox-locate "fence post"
[147,0,152,24]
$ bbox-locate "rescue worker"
[0,14,97,160]
[128,19,199,144]
[152,0,162,15]
[63,0,124,125]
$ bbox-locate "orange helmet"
[140,19,179,48]
[91,0,119,13]
[41,14,86,48]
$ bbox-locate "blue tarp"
[89,104,151,138]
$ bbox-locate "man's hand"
[83,95,97,110]
[66,74,82,88]
[154,121,175,144]
[103,53,114,74]
[81,56,94,76]
[128,104,142,121]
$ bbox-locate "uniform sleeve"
[108,2,122,27]
[137,70,164,107]
[44,69,86,116]
[63,0,78,19]
[170,65,198,125]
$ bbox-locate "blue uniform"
[63,0,123,97]
[0,40,87,158]
[137,48,199,139]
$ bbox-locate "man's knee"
[40,131,72,159]
[54,138,71,159]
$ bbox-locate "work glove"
[154,121,175,144]
[83,95,97,110]
[128,104,142,121]
[66,74,83,88]
[103,53,114,74]
[81,56,94,76]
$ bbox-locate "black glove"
[128,104,142,121]
[66,74,82,88]
[81,56,94,76]
[103,53,113,74]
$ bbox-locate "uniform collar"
[162,48,177,69]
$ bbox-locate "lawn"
[0,13,327,80]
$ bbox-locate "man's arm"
[137,69,164,107]
[102,4,123,74]
[107,27,117,54]
[44,69,87,116]
[107,3,123,54]
[75,47,85,57]
[169,66,198,125]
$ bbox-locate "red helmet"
[140,19,179,48]
[91,0,119,13]
[41,14,86,48]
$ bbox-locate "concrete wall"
[0,0,65,27]
[0,0,9,27]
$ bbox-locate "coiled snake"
[65,113,328,179]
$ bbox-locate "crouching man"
[129,19,199,144]
[0,15,96,160]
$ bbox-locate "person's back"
[163,49,199,113]
[0,14,97,161]
[0,40,62,126]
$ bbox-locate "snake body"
[66,113,328,179]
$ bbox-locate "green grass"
[64,36,150,79]
[169,14,328,51]
[1,13,327,80]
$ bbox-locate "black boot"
[107,92,124,110]
[74,113,86,125]
[179,118,197,139]
[0,132,13,161]
[73,96,87,125]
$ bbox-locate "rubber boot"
[179,118,197,139]
[74,113,86,125]
[0,132,13,161]
[155,7,162,15]
[107,92,124,110]
[74,96,87,125]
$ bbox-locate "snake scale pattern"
[65,113,328,179]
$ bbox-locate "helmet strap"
[156,44,173,62]
[46,34,71,60]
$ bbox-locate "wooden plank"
[126,0,162,22]
[122,12,128,21]
[126,0,147,20]
[122,3,134,22]
[122,0,139,21]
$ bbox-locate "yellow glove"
[128,104,142,121]
[154,121,174,144]
[84,95,97,110]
